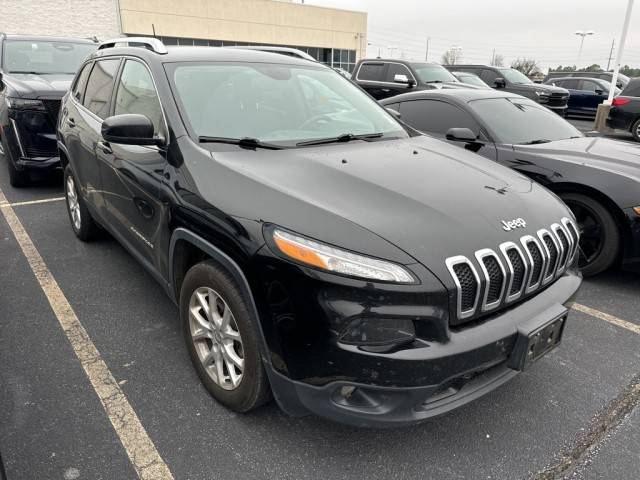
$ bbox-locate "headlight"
[270,228,416,283]
[6,97,46,110]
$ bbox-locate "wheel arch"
[550,181,631,261]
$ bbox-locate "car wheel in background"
[180,260,271,412]
[2,137,31,188]
[64,165,99,241]
[631,118,640,142]
[560,192,620,276]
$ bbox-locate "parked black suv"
[0,34,96,186]
[352,59,480,100]
[545,71,630,89]
[447,65,570,114]
[607,77,640,141]
[58,38,581,427]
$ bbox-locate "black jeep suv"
[352,58,480,100]
[446,65,570,114]
[0,34,96,186]
[58,38,581,427]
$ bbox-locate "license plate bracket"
[508,312,567,371]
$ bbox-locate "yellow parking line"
[0,189,174,480]
[572,303,640,335]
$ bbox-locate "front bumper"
[2,108,60,171]
[266,272,581,428]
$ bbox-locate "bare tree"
[510,58,541,76]
[490,53,504,66]
[441,48,461,65]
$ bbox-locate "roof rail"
[98,37,167,54]
[224,45,316,62]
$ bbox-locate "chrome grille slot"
[446,218,576,324]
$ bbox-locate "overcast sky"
[307,0,640,71]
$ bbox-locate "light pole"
[451,45,463,65]
[574,30,595,68]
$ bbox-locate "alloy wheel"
[66,175,81,231]
[188,287,244,390]
[566,200,604,267]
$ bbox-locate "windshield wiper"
[519,139,552,145]
[9,70,42,75]
[296,132,384,147]
[425,80,443,84]
[198,136,284,150]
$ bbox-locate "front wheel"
[560,192,620,276]
[64,166,99,241]
[3,144,31,188]
[180,260,271,412]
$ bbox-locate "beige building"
[0,0,367,72]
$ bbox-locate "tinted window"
[480,69,499,85]
[560,79,581,90]
[621,79,640,97]
[468,97,581,144]
[498,68,532,85]
[386,63,413,83]
[581,80,604,93]
[357,62,386,81]
[114,60,164,135]
[412,64,458,84]
[2,40,96,74]
[399,100,479,134]
[83,59,119,119]
[72,62,92,102]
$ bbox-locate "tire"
[631,118,640,142]
[560,192,621,276]
[64,165,99,241]
[2,140,31,187]
[180,260,271,412]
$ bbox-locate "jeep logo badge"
[501,217,527,231]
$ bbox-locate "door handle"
[66,118,76,128]
[97,141,113,155]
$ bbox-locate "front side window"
[169,62,406,146]
[2,40,96,75]
[582,80,610,93]
[480,69,499,84]
[72,62,92,102]
[83,59,120,119]
[498,68,532,85]
[386,63,413,83]
[468,97,581,144]
[412,64,458,84]
[114,60,164,135]
[399,100,479,135]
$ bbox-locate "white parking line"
[0,196,66,208]
[0,189,174,480]
[573,303,640,335]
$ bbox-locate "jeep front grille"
[446,217,579,324]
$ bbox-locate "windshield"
[453,72,488,88]
[3,40,96,74]
[499,68,532,85]
[169,62,407,146]
[413,64,459,84]
[468,97,581,144]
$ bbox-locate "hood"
[2,73,74,98]
[202,136,572,276]
[515,82,568,94]
[513,136,640,181]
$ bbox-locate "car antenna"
[151,23,157,39]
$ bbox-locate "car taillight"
[612,97,631,106]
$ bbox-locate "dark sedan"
[544,76,620,118]
[607,77,640,141]
[382,89,640,276]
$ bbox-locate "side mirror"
[595,89,604,95]
[494,77,506,88]
[385,107,401,120]
[101,114,162,146]
[394,74,416,87]
[446,127,477,142]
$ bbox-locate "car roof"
[2,33,96,44]
[379,88,524,105]
[547,76,605,82]
[357,58,439,65]
[91,44,324,67]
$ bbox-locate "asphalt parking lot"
[1,154,639,479]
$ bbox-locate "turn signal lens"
[612,97,631,107]
[633,206,640,216]
[272,229,415,283]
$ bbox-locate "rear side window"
[83,59,120,119]
[114,59,164,136]
[560,79,581,90]
[71,62,92,102]
[385,63,413,83]
[399,100,480,135]
[621,80,640,97]
[357,62,386,81]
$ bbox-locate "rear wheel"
[180,260,271,412]
[560,192,620,276]
[64,165,98,241]
[631,118,640,142]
